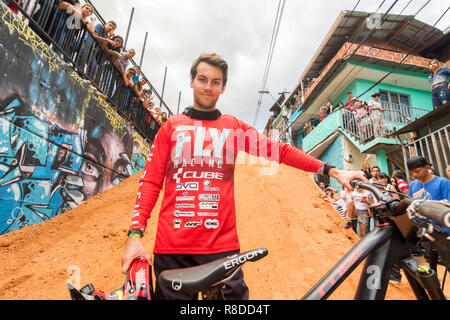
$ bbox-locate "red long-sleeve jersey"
[130,109,325,254]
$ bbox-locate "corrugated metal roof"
[302,10,444,81]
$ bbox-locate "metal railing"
[6,0,172,142]
[340,103,430,144]
[401,124,450,181]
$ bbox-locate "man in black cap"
[407,156,450,203]
[407,155,450,274]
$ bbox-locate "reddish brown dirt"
[0,154,438,300]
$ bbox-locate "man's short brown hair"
[190,53,228,85]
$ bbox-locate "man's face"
[347,93,353,99]
[190,62,226,110]
[126,51,135,59]
[410,166,429,181]
[429,60,439,71]
[105,22,116,34]
[371,167,380,176]
[82,6,93,18]
[113,38,123,48]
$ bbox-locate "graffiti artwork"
[0,3,151,234]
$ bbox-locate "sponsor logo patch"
[198,194,220,201]
[205,219,219,229]
[174,210,195,217]
[197,212,219,217]
[175,203,195,209]
[184,220,202,228]
[199,202,219,210]
[176,182,199,191]
[173,219,182,229]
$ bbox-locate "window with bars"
[379,90,412,123]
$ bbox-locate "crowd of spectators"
[304,91,389,142]
[4,0,169,127]
[319,153,450,284]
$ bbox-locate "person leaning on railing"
[114,48,136,75]
[428,59,450,109]
[58,1,95,30]
[86,20,117,79]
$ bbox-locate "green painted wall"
[332,61,433,112]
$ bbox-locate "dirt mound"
[0,154,417,300]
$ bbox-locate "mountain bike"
[159,180,450,300]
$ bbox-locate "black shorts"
[153,250,249,300]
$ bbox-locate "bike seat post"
[201,284,226,300]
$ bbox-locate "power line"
[335,0,431,100]
[253,0,286,127]
[357,5,450,99]
[279,0,444,139]
[326,0,400,99]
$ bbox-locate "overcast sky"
[90,0,448,131]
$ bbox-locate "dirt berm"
[0,154,417,300]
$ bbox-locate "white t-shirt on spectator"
[351,190,373,211]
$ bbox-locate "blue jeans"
[431,84,450,108]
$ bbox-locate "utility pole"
[177,91,182,114]
[139,32,148,67]
[124,7,135,49]
[160,66,167,108]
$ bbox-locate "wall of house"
[332,64,433,111]
[0,5,151,234]
[317,135,344,191]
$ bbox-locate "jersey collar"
[182,107,222,120]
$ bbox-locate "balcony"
[302,103,430,154]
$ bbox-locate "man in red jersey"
[121,53,367,299]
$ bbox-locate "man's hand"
[121,236,152,274]
[329,168,368,190]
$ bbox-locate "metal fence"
[401,124,450,181]
[7,0,171,142]
[341,104,430,144]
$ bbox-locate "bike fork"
[401,256,446,300]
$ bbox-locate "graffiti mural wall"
[0,4,151,234]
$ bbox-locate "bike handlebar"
[350,179,450,229]
[414,201,450,229]
[350,179,388,203]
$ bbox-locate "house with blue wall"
[270,10,448,190]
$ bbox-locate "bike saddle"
[159,248,268,294]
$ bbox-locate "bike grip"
[390,198,413,216]
[417,202,450,228]
[350,179,361,188]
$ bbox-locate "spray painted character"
[0,96,85,234]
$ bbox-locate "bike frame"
[302,221,446,300]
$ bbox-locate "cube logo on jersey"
[173,168,224,183]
